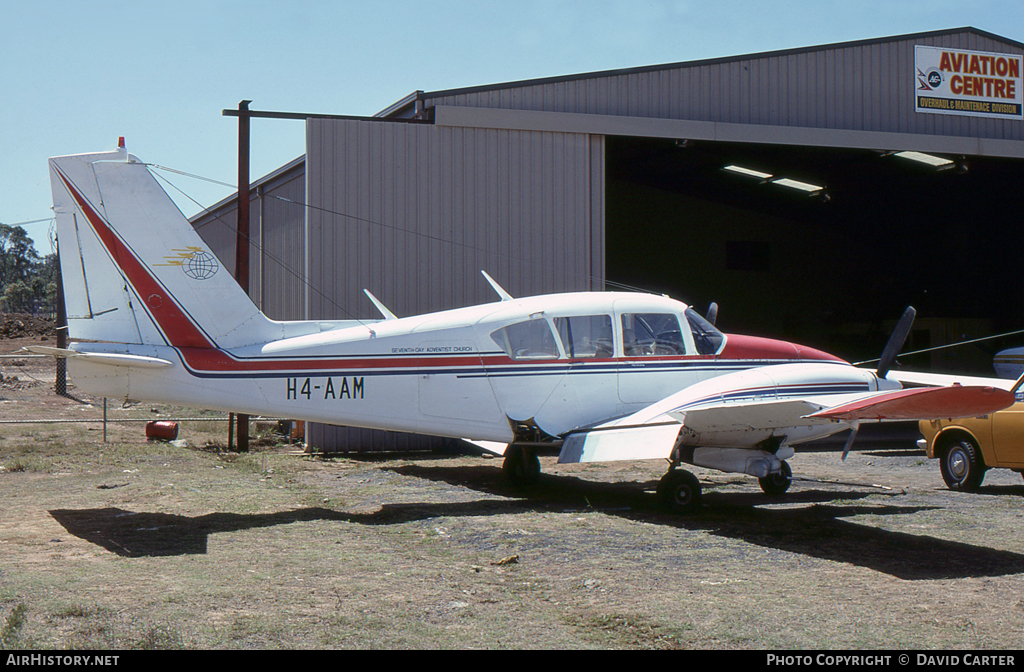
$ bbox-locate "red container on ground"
[145,421,179,441]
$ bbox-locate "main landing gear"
[656,468,702,515]
[758,461,793,497]
[502,445,541,486]
[656,460,793,514]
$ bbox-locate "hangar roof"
[422,27,1021,99]
[382,27,1024,157]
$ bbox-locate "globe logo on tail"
[184,250,219,280]
[156,247,220,280]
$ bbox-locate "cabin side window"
[621,313,686,356]
[554,315,613,358]
[684,307,725,355]
[490,319,561,360]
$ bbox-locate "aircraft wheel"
[502,445,541,486]
[940,438,985,492]
[657,469,702,515]
[759,461,792,497]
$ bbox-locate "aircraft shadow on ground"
[48,507,349,559]
[49,464,1024,580]
[385,463,1024,581]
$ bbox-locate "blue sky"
[2,0,1022,255]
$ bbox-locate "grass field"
[3,337,1024,649]
[3,417,1024,649]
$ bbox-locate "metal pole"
[235,100,251,452]
[103,397,107,443]
[55,246,68,397]
[235,100,251,294]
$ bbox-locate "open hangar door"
[605,135,1024,373]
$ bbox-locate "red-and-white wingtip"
[808,385,1015,422]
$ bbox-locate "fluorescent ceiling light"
[723,165,773,179]
[772,178,824,193]
[893,151,954,167]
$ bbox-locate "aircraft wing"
[558,375,1015,465]
[887,369,1018,390]
[804,385,1015,420]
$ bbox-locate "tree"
[1,280,33,312]
[0,224,39,287]
[0,225,53,314]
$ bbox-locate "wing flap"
[461,438,508,456]
[558,422,682,464]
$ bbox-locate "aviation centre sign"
[915,45,1023,119]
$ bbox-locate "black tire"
[759,461,793,497]
[502,445,541,485]
[940,438,985,492]
[657,469,702,515]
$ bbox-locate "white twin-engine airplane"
[38,144,1021,514]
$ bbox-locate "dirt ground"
[2,318,1024,649]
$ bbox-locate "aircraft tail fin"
[49,144,281,349]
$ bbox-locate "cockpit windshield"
[684,308,725,355]
[621,313,687,356]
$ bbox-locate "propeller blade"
[876,306,916,379]
[706,302,718,326]
[841,421,861,462]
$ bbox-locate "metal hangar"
[192,27,1024,453]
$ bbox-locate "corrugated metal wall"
[256,167,306,321]
[305,118,604,321]
[422,30,1024,141]
[301,119,604,452]
[192,160,306,321]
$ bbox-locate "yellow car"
[918,401,1024,491]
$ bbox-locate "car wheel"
[939,438,985,492]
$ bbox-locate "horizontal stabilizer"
[22,346,174,370]
[807,385,1014,421]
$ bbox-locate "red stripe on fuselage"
[176,348,510,373]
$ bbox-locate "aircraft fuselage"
[70,291,845,444]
